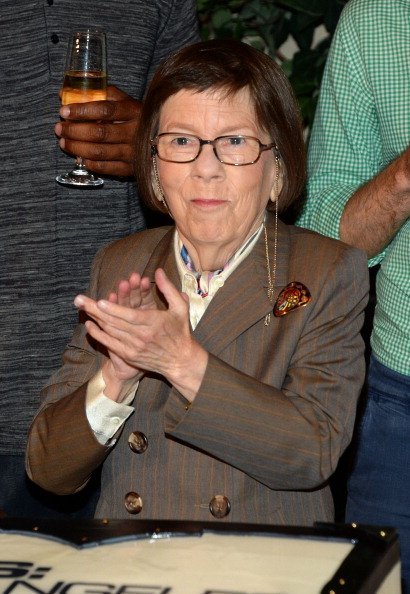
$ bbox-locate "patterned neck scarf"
[180,245,224,298]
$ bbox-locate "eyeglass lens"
[155,134,263,165]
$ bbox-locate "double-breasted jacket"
[27,214,369,525]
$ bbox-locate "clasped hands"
[55,85,140,177]
[74,269,208,403]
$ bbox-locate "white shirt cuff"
[85,370,138,446]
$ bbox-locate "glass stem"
[75,156,86,169]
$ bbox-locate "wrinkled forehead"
[157,87,263,135]
[160,86,255,113]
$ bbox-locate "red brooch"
[273,282,311,317]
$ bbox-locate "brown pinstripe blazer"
[26,213,369,526]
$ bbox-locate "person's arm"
[297,5,409,263]
[26,227,173,495]
[26,251,156,493]
[54,0,200,178]
[25,266,207,495]
[340,146,410,257]
[165,243,369,491]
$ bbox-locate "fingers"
[154,268,188,315]
[59,89,141,122]
[107,291,119,304]
[75,295,145,347]
[81,158,134,177]
[106,85,132,101]
[84,318,137,362]
[56,119,137,145]
[114,273,156,309]
[57,136,135,177]
[55,119,137,176]
[116,279,134,307]
[74,269,184,341]
[116,274,142,307]
[55,85,141,176]
[75,275,155,327]
[74,269,195,384]
[138,277,156,309]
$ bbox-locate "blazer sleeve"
[26,227,172,494]
[164,243,369,491]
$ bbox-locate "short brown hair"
[135,39,306,215]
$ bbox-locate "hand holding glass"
[56,29,107,187]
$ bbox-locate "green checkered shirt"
[297,0,410,376]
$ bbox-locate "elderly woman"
[27,39,368,525]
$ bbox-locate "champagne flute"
[56,29,107,187]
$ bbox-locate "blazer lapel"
[138,216,292,355]
[141,228,181,310]
[193,215,291,355]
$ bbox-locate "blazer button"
[128,431,148,454]
[209,495,231,519]
[124,492,143,515]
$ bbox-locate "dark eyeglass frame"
[150,133,277,166]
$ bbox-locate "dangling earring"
[152,156,172,217]
[269,146,281,203]
[264,150,280,326]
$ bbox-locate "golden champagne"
[56,29,107,186]
[61,70,107,105]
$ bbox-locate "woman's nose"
[190,143,224,179]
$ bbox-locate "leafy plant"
[197,0,348,131]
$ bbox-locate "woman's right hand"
[75,272,157,401]
[75,268,208,403]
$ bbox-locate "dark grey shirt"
[0,0,199,454]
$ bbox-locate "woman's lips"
[191,198,227,207]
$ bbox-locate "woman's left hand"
[75,268,208,402]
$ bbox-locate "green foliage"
[196,0,348,130]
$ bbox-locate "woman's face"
[155,88,281,267]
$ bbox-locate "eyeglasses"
[151,133,276,166]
